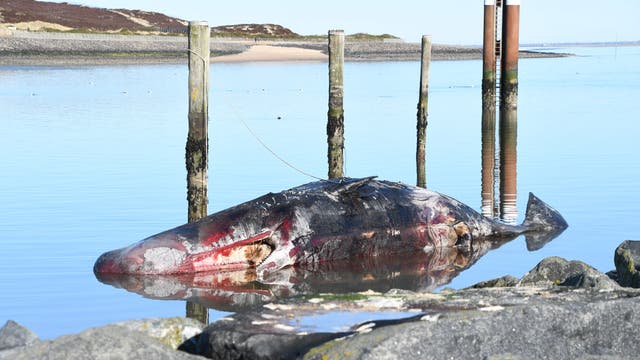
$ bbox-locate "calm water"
[1,46,639,339]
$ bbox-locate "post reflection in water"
[481,75,519,224]
[499,107,518,224]
[481,102,496,218]
[482,104,518,224]
[95,236,515,313]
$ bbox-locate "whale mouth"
[177,230,275,273]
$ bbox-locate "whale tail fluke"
[522,193,568,250]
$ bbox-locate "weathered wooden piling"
[416,35,432,189]
[481,0,497,217]
[327,29,345,179]
[499,0,520,223]
[186,20,210,324]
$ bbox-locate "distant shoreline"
[0,31,571,66]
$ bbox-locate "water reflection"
[499,107,518,224]
[96,235,518,312]
[481,85,518,224]
[481,102,496,218]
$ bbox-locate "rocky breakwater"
[184,253,640,360]
[3,241,640,359]
[276,40,565,62]
[0,30,249,65]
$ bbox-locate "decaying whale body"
[93,177,567,277]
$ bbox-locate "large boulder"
[186,313,348,360]
[113,317,205,349]
[518,256,618,289]
[467,275,519,289]
[614,240,640,287]
[0,318,205,360]
[0,320,39,351]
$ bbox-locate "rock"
[467,275,518,289]
[518,256,619,289]
[614,240,640,287]
[304,290,640,360]
[606,269,619,282]
[114,317,205,349]
[0,320,39,351]
[0,319,204,360]
[186,313,348,360]
[0,28,12,37]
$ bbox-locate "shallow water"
[1,46,639,339]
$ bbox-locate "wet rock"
[182,286,640,359]
[0,319,205,360]
[186,313,348,360]
[517,256,618,289]
[614,240,640,287]
[304,289,640,360]
[467,275,518,289]
[0,320,39,351]
[113,317,205,349]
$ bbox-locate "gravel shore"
[0,30,565,66]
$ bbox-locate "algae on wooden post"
[327,29,345,179]
[416,35,431,188]
[186,20,210,324]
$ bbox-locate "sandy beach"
[211,44,327,63]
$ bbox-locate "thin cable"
[187,49,208,64]
[191,46,323,181]
[222,93,324,181]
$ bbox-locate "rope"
[187,49,208,64]
[221,92,325,181]
[189,46,324,181]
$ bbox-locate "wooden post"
[481,0,497,217]
[327,29,345,179]
[499,0,520,223]
[416,35,432,188]
[185,20,210,324]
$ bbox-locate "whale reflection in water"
[95,234,529,312]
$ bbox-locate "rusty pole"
[501,0,519,107]
[327,29,345,179]
[185,20,210,324]
[416,35,432,189]
[481,0,497,217]
[499,0,519,224]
